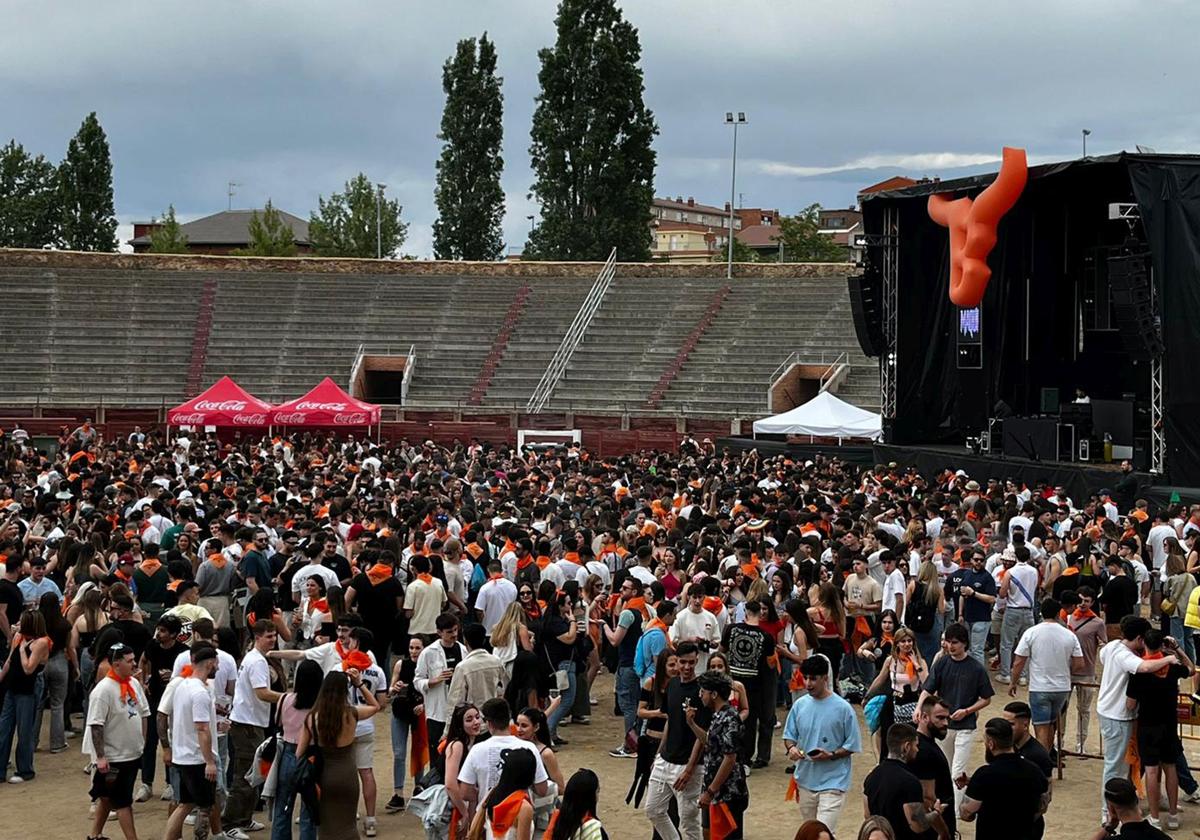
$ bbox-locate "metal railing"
[819,351,848,392]
[525,247,617,413]
[349,343,366,393]
[401,343,415,406]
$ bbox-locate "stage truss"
[880,207,899,421]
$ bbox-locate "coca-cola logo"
[274,412,308,424]
[233,414,268,425]
[334,412,368,424]
[295,401,347,411]
[171,412,207,425]
[195,400,248,411]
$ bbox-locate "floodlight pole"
[1082,129,1091,158]
[376,183,387,259]
[725,112,747,280]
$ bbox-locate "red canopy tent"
[271,377,382,427]
[167,376,274,427]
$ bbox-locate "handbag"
[1162,598,1177,616]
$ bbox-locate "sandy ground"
[1,670,1191,840]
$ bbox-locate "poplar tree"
[59,112,118,251]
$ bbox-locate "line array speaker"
[848,273,884,357]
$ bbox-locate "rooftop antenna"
[227,181,240,211]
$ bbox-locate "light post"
[724,111,746,279]
[526,214,535,234]
[376,183,387,259]
[1082,129,1091,158]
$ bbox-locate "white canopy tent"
[752,391,883,441]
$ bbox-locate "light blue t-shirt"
[18,576,62,606]
[782,692,861,792]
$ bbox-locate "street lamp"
[375,183,387,259]
[724,111,747,280]
[1082,129,1091,158]
[526,214,535,234]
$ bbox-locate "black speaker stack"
[848,273,884,357]
[1107,252,1164,359]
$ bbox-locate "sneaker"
[1167,813,1181,830]
[184,813,197,826]
[161,784,174,801]
[241,820,265,832]
[1183,789,1200,804]
[364,817,378,837]
[608,746,635,758]
[552,736,569,746]
[995,674,1011,684]
[1019,677,1028,686]
[7,774,27,784]
[750,758,770,769]
[222,829,250,840]
[49,744,69,754]
[1147,816,1163,829]
[570,716,591,725]
[385,794,406,813]
[135,782,153,802]
[590,696,598,706]
[83,761,95,774]
[785,765,795,774]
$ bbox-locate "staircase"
[645,285,730,410]
[185,278,218,396]
[467,283,531,405]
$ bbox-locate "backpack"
[905,584,936,633]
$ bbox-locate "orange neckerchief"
[308,598,329,614]
[1143,649,1170,679]
[167,580,181,592]
[1060,566,1080,577]
[206,553,228,570]
[139,558,162,577]
[624,596,651,620]
[515,555,534,571]
[341,650,373,672]
[106,670,138,704]
[366,563,393,586]
[489,572,504,581]
[881,631,895,645]
[535,555,553,570]
[645,617,670,638]
[1071,607,1098,623]
[180,665,194,678]
[895,649,918,682]
[741,563,759,580]
[563,551,581,565]
[489,790,530,835]
[702,596,725,616]
[503,538,516,555]
[416,573,433,585]
[465,543,484,560]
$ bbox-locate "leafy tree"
[232,200,297,257]
[0,140,60,248]
[148,205,188,253]
[309,173,407,258]
[525,0,658,261]
[710,236,759,264]
[775,203,847,262]
[58,112,117,251]
[433,33,505,261]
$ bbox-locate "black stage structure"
[851,152,1200,491]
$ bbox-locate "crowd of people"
[0,420,1193,840]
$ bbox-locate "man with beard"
[910,695,956,840]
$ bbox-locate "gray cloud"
[4,0,1199,256]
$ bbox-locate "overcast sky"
[3,1,1196,256]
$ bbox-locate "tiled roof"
[129,209,309,246]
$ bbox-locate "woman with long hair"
[864,626,928,759]
[0,610,51,782]
[581,574,607,702]
[466,748,535,840]
[781,599,820,701]
[515,706,563,829]
[174,531,200,574]
[492,602,538,713]
[1165,551,1196,658]
[546,769,604,840]
[70,586,108,719]
[386,636,425,815]
[809,581,847,687]
[656,548,685,602]
[272,659,324,840]
[443,703,483,840]
[294,575,331,643]
[247,587,292,643]
[735,578,770,623]
[857,815,897,840]
[706,651,750,721]
[795,820,836,840]
[34,592,73,754]
[628,648,679,814]
[856,610,899,677]
[294,669,380,839]
[907,561,946,665]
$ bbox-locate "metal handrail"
[349,342,366,392]
[819,351,848,392]
[526,247,617,413]
[401,343,416,405]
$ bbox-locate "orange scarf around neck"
[366,563,393,586]
[107,670,138,704]
[624,596,651,620]
[416,573,433,585]
[139,558,162,577]
[206,553,228,570]
[341,650,373,672]
[515,555,534,571]
[1143,649,1170,678]
[308,598,329,614]
[535,555,553,570]
[702,596,725,616]
[563,551,580,565]
[645,617,669,638]
[489,572,504,581]
[488,790,529,835]
[1072,607,1098,623]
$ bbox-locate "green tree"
[232,200,297,257]
[433,33,505,261]
[775,203,847,262]
[710,236,759,263]
[58,112,118,251]
[148,205,188,253]
[0,140,60,248]
[525,0,658,261]
[309,173,407,258]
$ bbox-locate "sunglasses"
[519,591,533,597]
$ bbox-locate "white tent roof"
[752,391,882,440]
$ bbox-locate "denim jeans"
[967,621,990,666]
[34,653,68,752]
[546,661,576,736]
[390,715,410,791]
[916,614,944,668]
[616,665,641,738]
[1178,752,1198,796]
[0,682,42,779]
[272,741,316,840]
[1000,608,1034,678]
[1099,716,1135,820]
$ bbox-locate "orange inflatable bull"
[927,147,1028,307]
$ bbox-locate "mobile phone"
[807,749,823,757]
[549,688,561,699]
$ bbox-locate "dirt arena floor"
[2,669,1188,840]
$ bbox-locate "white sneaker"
[222,829,250,840]
[995,674,1011,684]
[161,784,174,801]
[135,782,153,802]
[364,817,378,838]
[1147,816,1163,829]
[1167,813,1181,830]
[184,812,197,826]
[1184,789,1200,804]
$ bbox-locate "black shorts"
[89,759,140,809]
[176,763,216,808]
[1138,723,1183,766]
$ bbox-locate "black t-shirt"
[1051,571,1082,602]
[350,572,403,648]
[1128,663,1191,723]
[661,677,710,765]
[922,655,994,730]
[276,555,302,611]
[440,641,463,674]
[107,619,152,660]
[639,686,666,734]
[323,554,353,584]
[543,616,574,664]
[145,640,188,701]
[1101,575,1139,624]
[0,579,22,631]
[1114,820,1173,840]
[964,752,1048,840]
[864,758,931,840]
[720,622,776,681]
[911,732,955,838]
[1017,737,1053,840]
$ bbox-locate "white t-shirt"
[458,734,548,806]
[85,677,150,762]
[1014,621,1083,692]
[1129,559,1150,601]
[291,564,340,597]
[538,562,565,590]
[1097,641,1145,721]
[172,677,218,765]
[475,578,518,634]
[882,569,907,618]
[351,662,387,737]
[173,648,237,719]
[670,608,720,670]
[230,648,272,728]
[628,566,657,588]
[404,577,448,635]
[1004,564,1039,609]
[1008,516,1033,541]
[303,642,380,675]
[578,561,611,590]
[1147,524,1175,570]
